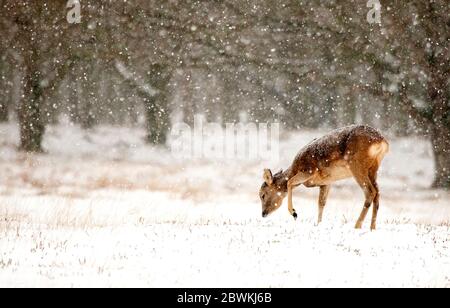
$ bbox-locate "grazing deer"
[259,125,389,230]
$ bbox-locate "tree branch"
[399,83,433,129]
[114,60,159,98]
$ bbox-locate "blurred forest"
[0,0,448,188]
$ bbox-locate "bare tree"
[367,1,450,188]
[0,55,10,122]
[2,1,73,152]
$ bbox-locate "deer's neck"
[274,168,292,192]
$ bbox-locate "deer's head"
[260,169,287,218]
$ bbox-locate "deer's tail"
[368,140,389,165]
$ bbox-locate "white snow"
[0,122,449,287]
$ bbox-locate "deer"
[259,125,389,230]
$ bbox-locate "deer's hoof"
[293,212,298,220]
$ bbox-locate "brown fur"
[260,125,389,230]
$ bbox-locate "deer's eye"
[261,194,265,200]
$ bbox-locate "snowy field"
[0,122,449,288]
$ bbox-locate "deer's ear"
[263,169,273,185]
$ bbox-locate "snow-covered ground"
[0,122,449,287]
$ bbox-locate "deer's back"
[290,125,388,185]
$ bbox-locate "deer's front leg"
[288,185,297,220]
[287,172,311,220]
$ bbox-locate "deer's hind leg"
[369,166,380,231]
[317,185,331,224]
[352,167,378,230]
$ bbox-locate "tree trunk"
[328,95,338,128]
[0,81,8,121]
[80,91,96,129]
[68,72,81,124]
[0,62,10,122]
[19,68,45,153]
[12,2,46,152]
[0,102,7,122]
[429,81,450,189]
[222,75,239,124]
[145,65,171,145]
[80,64,97,129]
[182,71,195,126]
[427,46,450,189]
[342,96,356,126]
[431,125,450,189]
[145,91,169,145]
